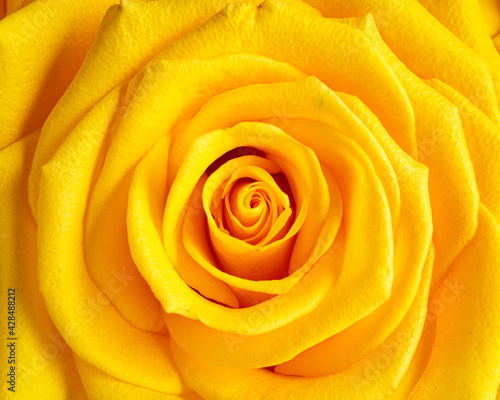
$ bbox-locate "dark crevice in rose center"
[272,172,296,211]
[189,285,237,308]
[206,147,266,176]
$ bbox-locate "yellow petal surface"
[271,117,431,377]
[344,14,479,294]
[37,89,189,395]
[171,77,400,233]
[210,160,291,245]
[30,52,304,221]
[408,206,500,399]
[2,0,35,18]
[270,91,432,377]
[0,0,116,148]
[84,55,305,315]
[479,0,500,37]
[27,0,262,215]
[425,78,500,222]
[158,0,417,157]
[302,0,499,121]
[74,355,203,400]
[493,32,500,54]
[170,249,433,400]
[182,159,341,301]
[129,133,239,308]
[418,0,500,107]
[165,122,330,286]
[0,131,88,400]
[167,76,405,305]
[201,157,298,281]
[275,187,432,377]
[29,54,302,328]
[385,313,436,400]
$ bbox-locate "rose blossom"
[1,0,500,399]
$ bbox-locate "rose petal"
[408,206,500,399]
[181,161,341,307]
[493,32,500,54]
[2,0,34,18]
[129,134,240,308]
[478,0,500,37]
[0,0,116,148]
[273,118,432,376]
[0,131,88,399]
[171,77,401,233]
[27,0,267,217]
[74,355,203,400]
[164,122,395,368]
[425,78,500,222]
[201,157,298,280]
[131,123,339,335]
[303,0,500,121]
[383,303,437,400]
[347,14,479,294]
[37,88,188,394]
[158,0,417,157]
[418,0,500,106]
[169,249,433,399]
[79,55,305,324]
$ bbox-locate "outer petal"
[37,88,189,395]
[478,0,500,37]
[157,0,417,157]
[385,318,436,400]
[74,355,202,400]
[343,14,479,294]
[418,0,500,106]
[0,131,87,399]
[426,78,500,222]
[170,251,433,400]
[27,0,262,215]
[302,0,499,120]
[1,0,35,18]
[0,0,116,148]
[408,206,500,399]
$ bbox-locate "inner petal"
[202,155,298,280]
[212,166,293,247]
[163,122,336,310]
[224,181,273,243]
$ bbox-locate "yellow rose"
[1,0,500,399]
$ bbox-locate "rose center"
[200,147,306,281]
[210,170,293,246]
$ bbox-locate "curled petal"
[37,88,189,395]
